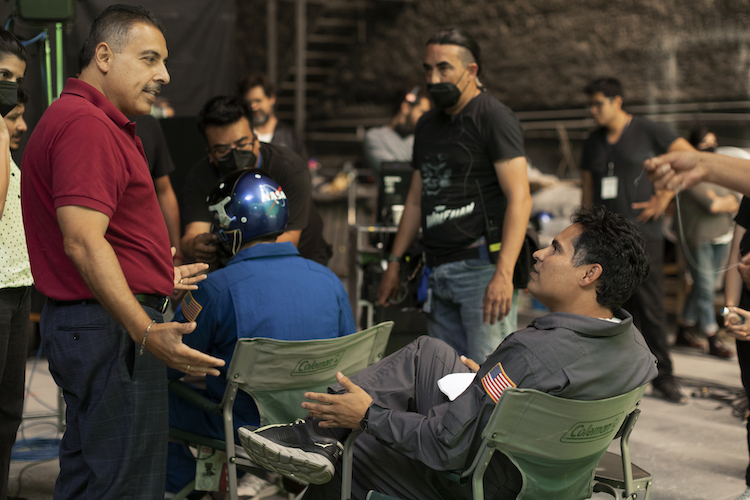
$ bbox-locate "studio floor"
[8,326,749,500]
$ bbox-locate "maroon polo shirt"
[21,78,173,300]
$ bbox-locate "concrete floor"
[8,336,750,500]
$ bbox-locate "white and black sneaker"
[238,419,343,485]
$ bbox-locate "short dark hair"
[583,77,623,100]
[0,29,25,63]
[570,205,649,312]
[197,95,252,138]
[81,4,164,70]
[238,73,275,99]
[427,28,481,76]
[390,84,428,116]
[689,125,711,149]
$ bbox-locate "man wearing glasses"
[181,96,330,266]
[580,77,694,404]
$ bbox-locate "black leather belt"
[425,247,483,268]
[50,294,169,314]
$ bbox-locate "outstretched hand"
[632,193,671,222]
[145,320,225,376]
[301,372,373,429]
[172,247,209,292]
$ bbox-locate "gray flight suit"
[304,309,658,500]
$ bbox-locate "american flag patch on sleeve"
[181,292,203,322]
[481,362,516,403]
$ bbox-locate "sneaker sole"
[238,427,335,485]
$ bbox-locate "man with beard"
[363,84,431,170]
[239,73,306,158]
[377,28,532,362]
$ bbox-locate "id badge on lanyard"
[601,162,618,200]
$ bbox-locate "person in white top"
[0,28,31,500]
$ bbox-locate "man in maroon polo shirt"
[20,5,223,499]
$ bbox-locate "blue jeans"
[681,241,729,334]
[425,259,518,362]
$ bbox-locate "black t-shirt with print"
[412,92,525,255]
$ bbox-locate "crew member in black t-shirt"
[180,96,330,266]
[378,28,532,362]
[579,77,694,404]
[133,114,182,265]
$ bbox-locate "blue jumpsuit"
[166,242,355,493]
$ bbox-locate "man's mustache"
[144,83,162,95]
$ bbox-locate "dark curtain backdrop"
[0,0,237,164]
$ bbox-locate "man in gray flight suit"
[238,205,659,500]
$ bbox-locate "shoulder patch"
[481,362,516,403]
[180,291,203,322]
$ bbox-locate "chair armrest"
[168,379,222,416]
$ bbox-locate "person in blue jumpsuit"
[166,169,355,495]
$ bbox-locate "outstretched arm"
[57,205,224,376]
[644,151,750,195]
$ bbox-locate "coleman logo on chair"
[560,413,624,443]
[291,351,345,376]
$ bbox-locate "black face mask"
[0,80,18,117]
[427,69,468,110]
[214,148,257,175]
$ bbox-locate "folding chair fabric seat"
[169,321,394,500]
[365,385,647,500]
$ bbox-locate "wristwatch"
[387,253,402,264]
[359,406,371,432]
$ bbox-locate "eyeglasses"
[210,137,255,156]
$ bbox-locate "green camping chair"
[593,406,652,499]
[366,384,647,500]
[169,321,394,500]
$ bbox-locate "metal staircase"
[275,0,366,124]
[272,0,413,159]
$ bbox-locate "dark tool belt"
[51,293,169,314]
[424,246,484,268]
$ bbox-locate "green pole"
[44,29,52,106]
[56,23,63,99]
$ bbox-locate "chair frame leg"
[341,430,361,500]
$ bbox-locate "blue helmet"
[207,168,289,255]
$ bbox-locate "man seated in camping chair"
[237,205,658,500]
[166,170,355,496]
